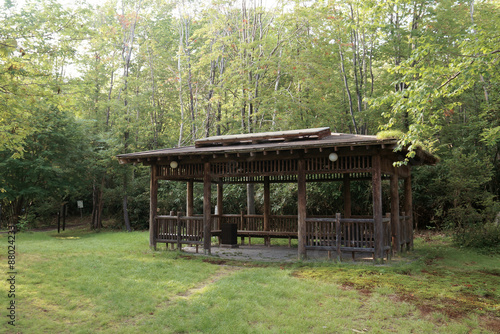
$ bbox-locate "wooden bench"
[156,233,203,253]
[212,229,297,247]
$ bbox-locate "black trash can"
[221,223,238,247]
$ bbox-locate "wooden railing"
[155,214,204,250]
[270,215,298,233]
[155,212,393,257]
[213,214,298,234]
[243,214,264,231]
[305,214,392,256]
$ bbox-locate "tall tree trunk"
[470,0,489,103]
[147,44,158,148]
[105,68,114,128]
[349,4,363,115]
[123,174,132,232]
[92,176,105,230]
[118,0,142,228]
[11,197,23,230]
[178,22,185,146]
[339,43,358,134]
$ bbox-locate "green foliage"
[1,0,499,249]
[0,105,92,227]
[452,219,500,254]
[376,130,404,140]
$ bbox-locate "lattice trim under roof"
[194,127,331,147]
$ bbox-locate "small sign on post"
[77,200,83,218]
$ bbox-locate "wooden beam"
[203,162,212,254]
[372,154,384,260]
[149,164,158,249]
[390,172,401,254]
[297,159,307,260]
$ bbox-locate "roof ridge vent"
[194,127,331,148]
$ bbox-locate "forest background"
[1,0,499,251]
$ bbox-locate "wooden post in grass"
[203,162,212,255]
[404,174,413,251]
[264,176,270,247]
[62,203,67,231]
[177,211,182,250]
[240,210,245,245]
[372,154,384,260]
[336,213,341,262]
[390,172,400,254]
[149,165,158,250]
[297,159,307,260]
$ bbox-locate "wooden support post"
[390,172,401,254]
[336,213,341,262]
[177,211,182,250]
[343,174,351,218]
[203,162,212,255]
[297,159,307,260]
[386,213,392,261]
[264,176,270,247]
[240,210,245,245]
[62,203,67,231]
[149,165,158,250]
[404,174,413,251]
[401,211,406,251]
[372,155,384,260]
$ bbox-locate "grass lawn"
[0,226,499,333]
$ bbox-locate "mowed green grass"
[0,228,498,333]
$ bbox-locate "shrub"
[453,221,500,254]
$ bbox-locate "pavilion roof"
[116,128,437,166]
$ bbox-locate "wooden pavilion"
[117,127,437,260]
